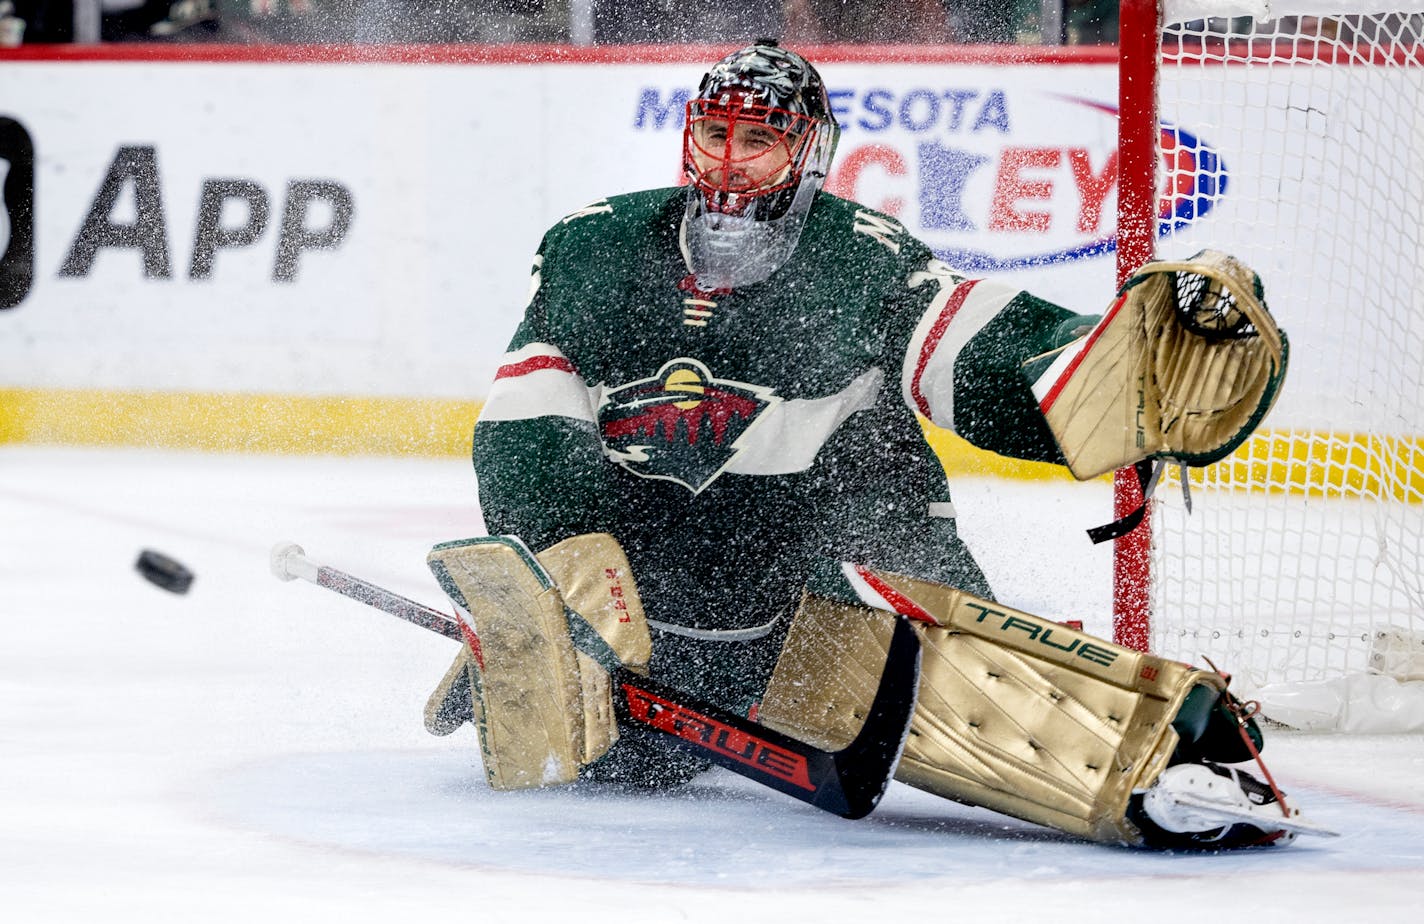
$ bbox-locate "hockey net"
[1116,1,1424,731]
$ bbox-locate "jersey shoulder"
[537,188,683,291]
[542,187,683,248]
[807,192,937,270]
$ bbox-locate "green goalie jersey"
[473,187,1082,708]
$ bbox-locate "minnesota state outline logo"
[598,358,780,493]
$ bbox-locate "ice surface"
[1,446,1420,922]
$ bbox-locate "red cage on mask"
[683,92,824,214]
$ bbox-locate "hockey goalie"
[424,41,1317,848]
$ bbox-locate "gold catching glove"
[1027,249,1288,481]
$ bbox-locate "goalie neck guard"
[681,40,840,290]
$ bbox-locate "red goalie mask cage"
[682,96,820,212]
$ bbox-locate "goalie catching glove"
[1026,249,1288,481]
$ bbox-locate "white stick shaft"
[269,541,463,642]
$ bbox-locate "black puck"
[135,548,194,595]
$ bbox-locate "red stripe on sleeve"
[909,279,979,419]
[495,354,578,380]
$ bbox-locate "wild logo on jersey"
[598,358,779,493]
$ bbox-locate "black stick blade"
[832,613,922,817]
[613,615,921,819]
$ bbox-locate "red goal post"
[1114,0,1424,731]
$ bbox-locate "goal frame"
[1112,0,1161,653]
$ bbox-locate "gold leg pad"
[760,571,1224,845]
[427,538,587,790]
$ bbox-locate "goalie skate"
[1139,763,1338,845]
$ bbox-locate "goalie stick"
[270,541,921,820]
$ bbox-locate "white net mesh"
[1147,11,1424,727]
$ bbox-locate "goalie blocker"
[424,532,1325,848]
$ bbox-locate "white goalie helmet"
[681,40,841,290]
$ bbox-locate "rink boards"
[0,45,1418,493]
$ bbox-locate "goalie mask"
[681,41,840,290]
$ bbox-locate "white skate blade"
[1141,764,1340,840]
[1169,791,1340,839]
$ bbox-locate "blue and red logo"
[822,95,1227,272]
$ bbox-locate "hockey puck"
[135,549,194,595]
